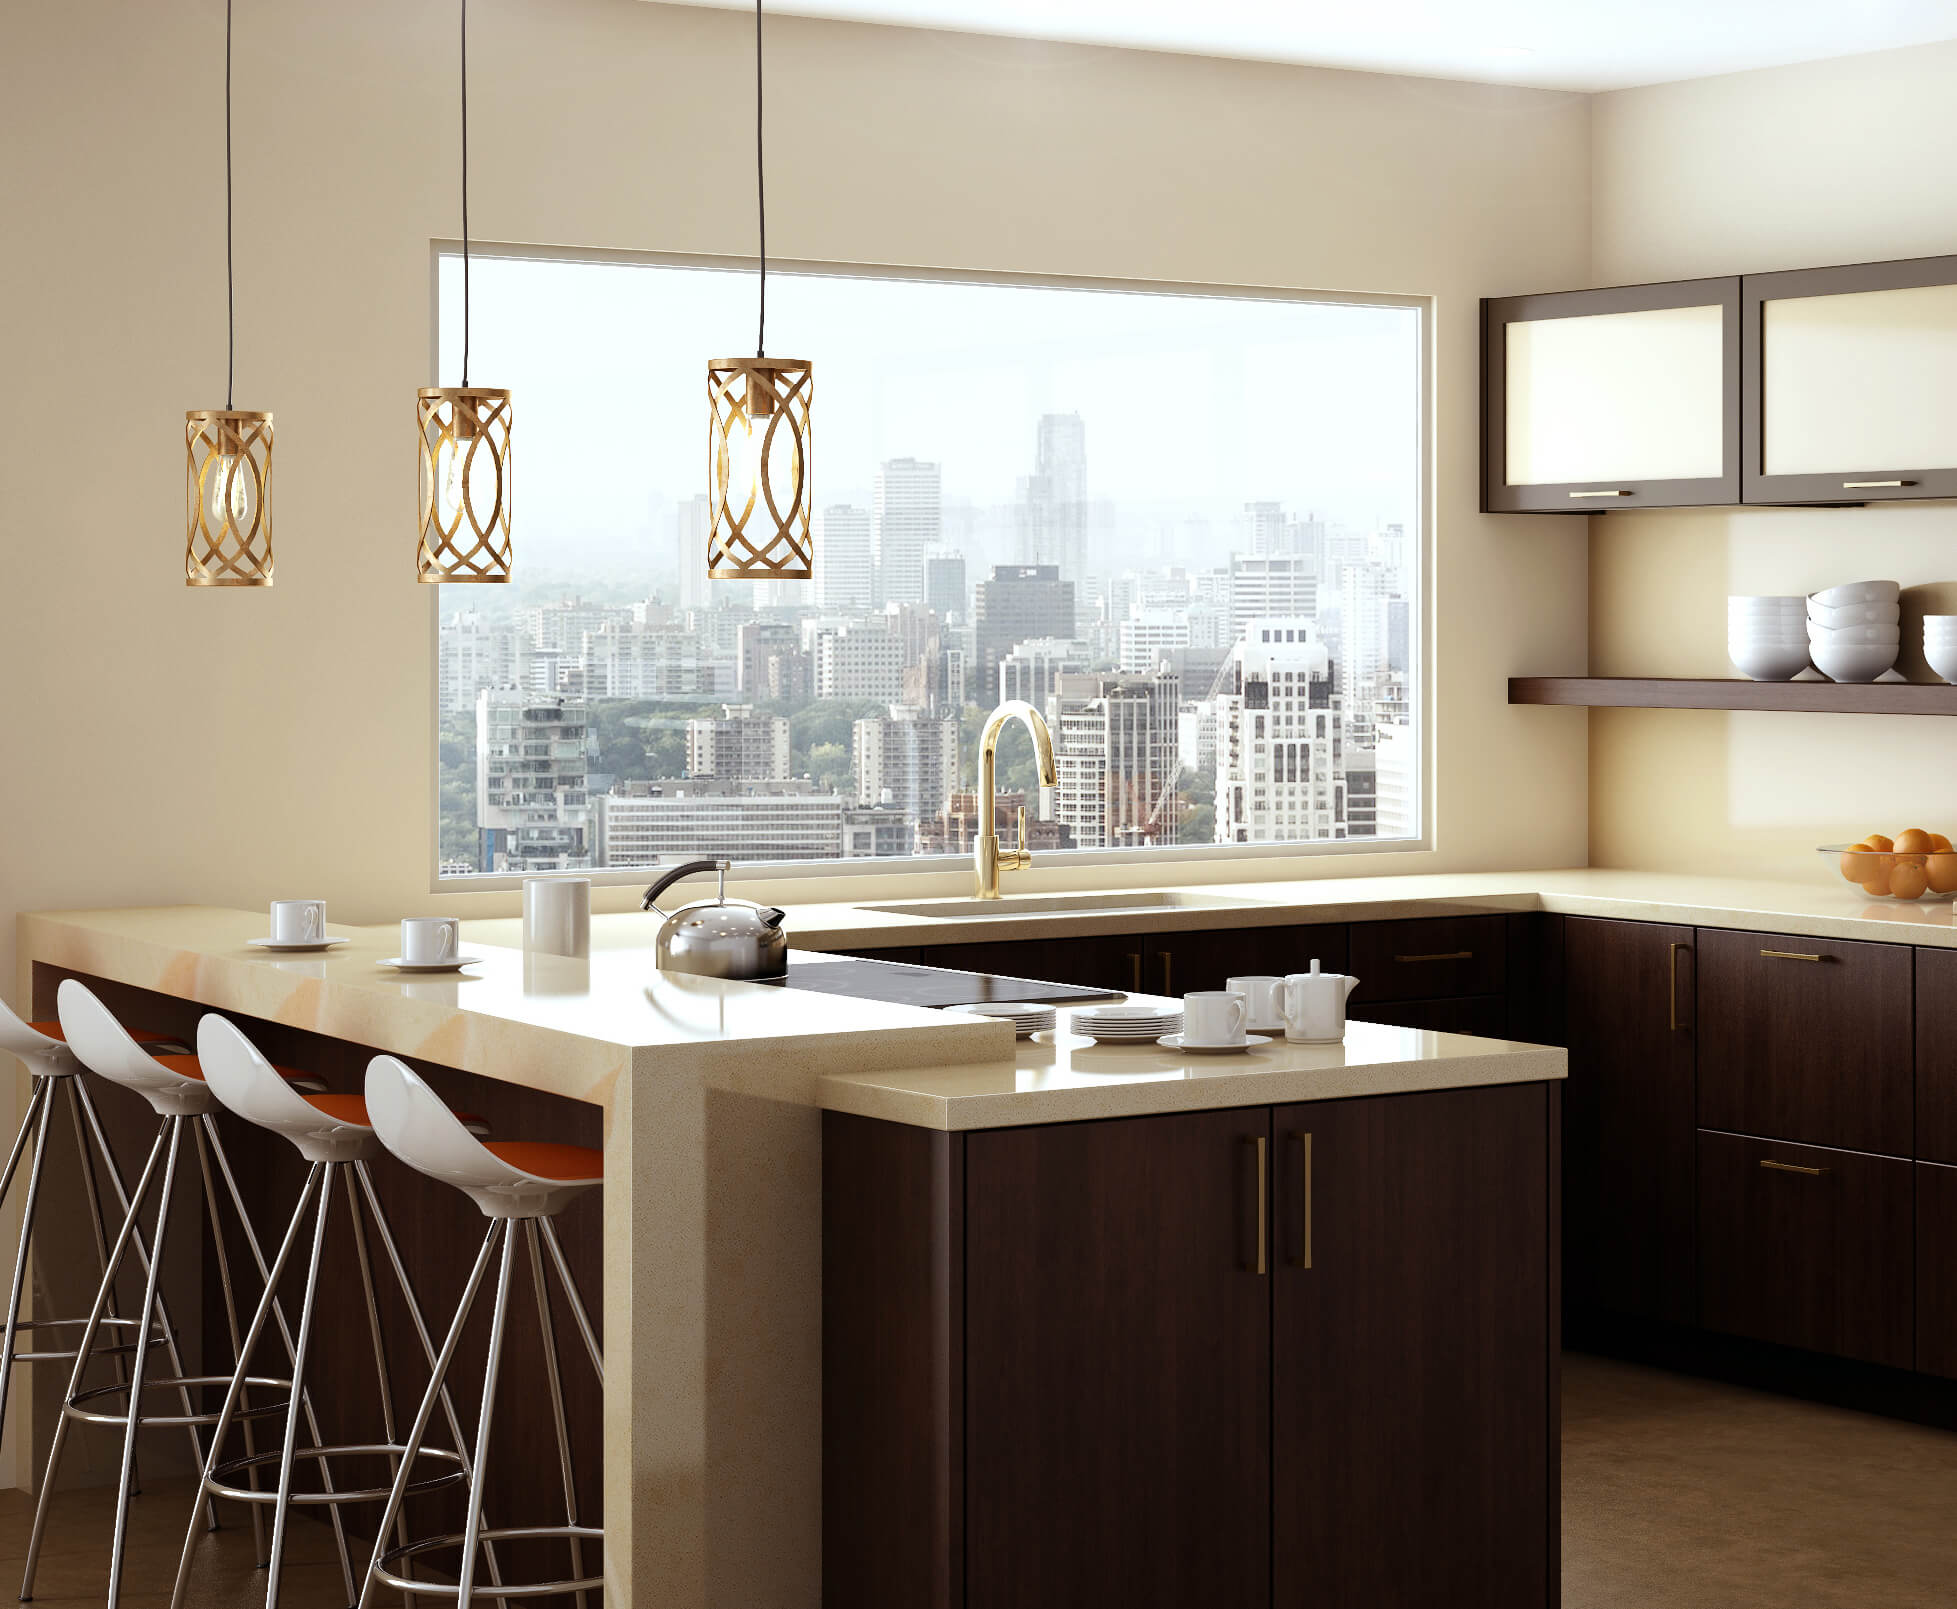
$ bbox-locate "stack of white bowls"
[1728,596,1810,681]
[1926,616,1957,684]
[1808,581,1901,682]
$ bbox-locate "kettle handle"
[641,859,730,915]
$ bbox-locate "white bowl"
[1808,598,1902,629]
[1732,623,1813,642]
[1728,594,1809,612]
[1929,644,1957,684]
[1811,580,1901,609]
[1729,642,1812,681]
[1925,615,1957,635]
[1807,622,1902,646]
[1809,641,1900,683]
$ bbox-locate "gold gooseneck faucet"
[974,700,1059,900]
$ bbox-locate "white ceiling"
[663,0,1957,92]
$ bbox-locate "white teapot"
[1281,959,1360,1044]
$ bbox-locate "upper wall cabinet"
[1745,255,1957,505]
[1482,277,1741,513]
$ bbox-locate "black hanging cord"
[461,0,472,387]
[224,0,235,410]
[755,0,766,358]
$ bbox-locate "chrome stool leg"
[525,1220,589,1609]
[0,1080,55,1447]
[63,1078,140,1491]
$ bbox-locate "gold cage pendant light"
[186,0,273,587]
[707,0,812,583]
[418,0,512,584]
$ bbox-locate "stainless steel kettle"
[640,859,788,981]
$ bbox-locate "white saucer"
[1157,1033,1274,1054]
[248,937,349,953]
[379,954,484,973]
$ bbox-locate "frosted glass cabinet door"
[1745,256,1957,504]
[1483,278,1740,513]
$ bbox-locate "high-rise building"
[1229,554,1318,639]
[579,624,734,698]
[1387,596,1412,675]
[594,780,843,865]
[1047,666,1181,851]
[475,690,592,871]
[1213,621,1354,844]
[975,565,1076,705]
[998,637,1091,708]
[841,803,916,858]
[1373,720,1417,840]
[1245,501,1286,556]
[1118,611,1192,674]
[924,553,968,622]
[439,611,522,715]
[675,494,711,612]
[736,619,800,696]
[813,622,905,701]
[816,504,874,611]
[1015,413,1087,576]
[521,598,634,654]
[852,705,959,822]
[685,705,791,783]
[873,459,941,606]
[1338,563,1390,724]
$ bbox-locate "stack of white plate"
[1069,1004,1184,1044]
[960,1001,1057,1038]
[1727,595,1809,681]
[1927,616,1957,684]
[1808,580,1901,682]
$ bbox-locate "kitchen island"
[14,902,1564,1607]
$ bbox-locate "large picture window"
[435,251,1423,879]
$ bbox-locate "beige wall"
[0,0,1591,1485]
[1588,41,1957,875]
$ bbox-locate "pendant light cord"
[755,0,766,358]
[460,0,472,387]
[224,0,234,411]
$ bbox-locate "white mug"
[1282,960,1361,1044]
[400,917,460,966]
[1226,975,1284,1030]
[1182,991,1248,1047]
[523,876,591,959]
[270,899,326,945]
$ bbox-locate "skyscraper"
[1015,413,1087,577]
[975,564,1076,705]
[1049,666,1182,851]
[476,690,592,871]
[685,705,791,783]
[1213,621,1355,844]
[873,458,941,606]
[924,552,968,622]
[675,494,711,612]
[853,705,959,822]
[1229,554,1317,639]
[816,504,874,611]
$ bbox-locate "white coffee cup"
[270,899,326,945]
[1226,975,1284,1029]
[1182,991,1247,1047]
[523,876,591,959]
[400,917,461,966]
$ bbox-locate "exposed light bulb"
[435,435,466,525]
[725,409,762,512]
[209,453,251,526]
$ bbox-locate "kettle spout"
[1342,975,1360,999]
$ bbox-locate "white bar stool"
[169,1014,493,1609]
[21,980,337,1608]
[356,1053,604,1608]
[0,998,191,1491]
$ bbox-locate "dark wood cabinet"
[1696,927,1913,1157]
[1354,995,1508,1036]
[1917,1162,1957,1379]
[964,1109,1273,1609]
[1349,915,1506,1003]
[920,934,1140,993]
[1916,948,1957,1166]
[921,925,1349,1001]
[1698,1130,1913,1369]
[1506,912,1567,1048]
[1272,1085,1554,1609]
[1563,917,1698,1324]
[1482,277,1741,513]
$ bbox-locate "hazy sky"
[437,252,1421,570]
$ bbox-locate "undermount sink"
[863,891,1258,920]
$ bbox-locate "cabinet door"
[1483,277,1740,512]
[1145,924,1347,998]
[965,1109,1272,1609]
[920,935,1136,993]
[1349,914,1506,1002]
[1918,1162,1957,1379]
[1744,255,1957,504]
[1698,1131,1913,1368]
[1916,948,1957,1166]
[1272,1085,1553,1609]
[1353,995,1507,1036]
[1564,917,1697,1323]
[1697,927,1912,1157]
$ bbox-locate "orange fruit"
[1897,828,1935,855]
[1863,878,1894,896]
[1841,843,1880,883]
[1932,833,1953,853]
[1867,833,1895,852]
[1892,860,1930,899]
[1931,854,1957,894]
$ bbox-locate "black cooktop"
[770,955,1122,1009]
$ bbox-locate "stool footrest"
[207,1441,468,1507]
[7,1314,169,1365]
[373,1525,604,1598]
[65,1374,291,1430]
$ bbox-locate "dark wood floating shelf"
[1510,677,1957,715]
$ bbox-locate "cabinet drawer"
[1919,1162,1957,1379]
[1698,1130,1913,1369]
[1697,927,1912,1156]
[1350,917,1505,1004]
[1147,925,1347,999]
[1916,949,1957,1166]
[1353,996,1507,1038]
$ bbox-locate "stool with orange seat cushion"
[161,1015,496,1609]
[353,1053,604,1609]
[20,981,340,1609]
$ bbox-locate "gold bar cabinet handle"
[1759,949,1825,963]
[1760,1158,1830,1177]
[1160,951,1173,995]
[1127,952,1142,993]
[1290,1131,1313,1270]
[1247,1136,1267,1276]
[1842,480,1909,489]
[1568,489,1629,498]
[1395,951,1473,964]
[1668,940,1684,1033]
